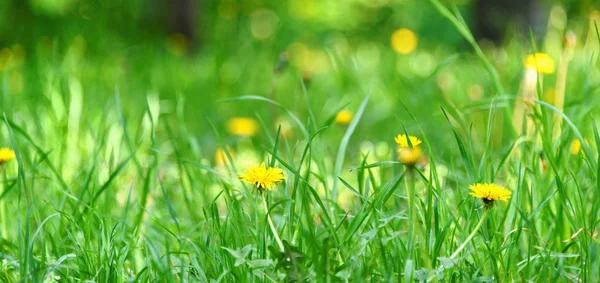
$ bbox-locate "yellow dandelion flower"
[394,134,422,148]
[524,53,555,74]
[469,183,512,208]
[397,146,423,166]
[0,148,15,164]
[391,28,418,55]
[239,162,285,192]
[570,139,589,155]
[571,139,582,155]
[335,110,353,125]
[227,117,259,136]
[394,135,422,166]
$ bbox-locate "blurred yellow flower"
[397,147,422,166]
[0,148,15,164]
[469,183,511,207]
[525,53,555,74]
[394,134,422,166]
[215,147,234,166]
[394,134,422,148]
[275,118,293,138]
[571,139,581,155]
[391,28,418,55]
[227,117,259,136]
[288,42,330,74]
[239,162,285,192]
[335,110,353,125]
[570,139,589,155]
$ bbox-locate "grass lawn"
[1,0,600,282]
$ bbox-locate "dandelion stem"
[262,194,285,252]
[427,208,489,282]
[406,167,417,259]
[450,208,488,259]
[0,168,6,238]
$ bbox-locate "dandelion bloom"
[227,117,259,136]
[0,148,15,164]
[571,139,582,155]
[239,162,285,192]
[335,110,353,125]
[391,28,417,55]
[524,53,555,74]
[397,146,423,166]
[394,134,422,166]
[394,134,422,148]
[570,139,589,155]
[469,183,512,208]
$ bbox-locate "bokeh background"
[2,1,600,281]
[1,0,600,166]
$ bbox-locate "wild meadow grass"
[2,1,600,282]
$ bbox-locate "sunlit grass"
[1,1,600,282]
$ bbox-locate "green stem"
[0,198,5,239]
[0,168,6,239]
[428,209,489,282]
[450,209,488,259]
[406,167,417,258]
[262,194,285,252]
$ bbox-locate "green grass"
[1,1,600,282]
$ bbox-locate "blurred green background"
[3,1,600,281]
[1,0,600,159]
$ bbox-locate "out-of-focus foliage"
[0,0,599,154]
[1,0,600,281]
